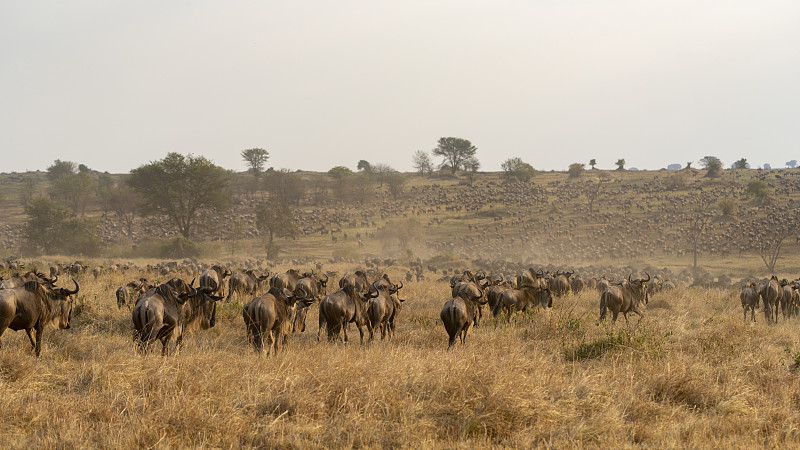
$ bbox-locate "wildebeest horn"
[209,293,224,301]
[642,272,651,282]
[395,280,403,290]
[64,279,79,295]
[322,273,329,283]
[296,286,308,300]
[497,274,504,284]
[190,277,196,287]
[449,278,456,288]
[628,274,633,283]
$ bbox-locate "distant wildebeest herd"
[0,260,798,356]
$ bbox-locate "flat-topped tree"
[129,152,231,239]
[432,137,478,174]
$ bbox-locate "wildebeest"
[242,286,313,355]
[116,278,152,309]
[199,265,231,298]
[779,279,794,320]
[549,270,574,297]
[226,270,270,302]
[0,270,57,290]
[292,271,329,333]
[492,285,553,319]
[318,284,375,343]
[757,276,782,324]
[339,270,370,294]
[485,275,513,315]
[0,279,79,356]
[598,273,650,325]
[270,268,305,291]
[440,288,487,348]
[740,282,761,322]
[132,278,222,354]
[366,281,405,341]
[450,271,489,326]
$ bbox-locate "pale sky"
[1,1,798,173]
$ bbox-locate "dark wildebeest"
[116,279,152,309]
[199,265,231,298]
[440,288,487,348]
[757,276,782,324]
[779,279,794,320]
[740,282,761,322]
[598,273,650,325]
[242,286,313,355]
[549,270,574,297]
[339,270,370,294]
[0,279,79,356]
[292,271,329,333]
[450,271,489,326]
[0,270,57,290]
[492,285,553,320]
[318,285,375,343]
[366,280,405,342]
[485,275,513,317]
[132,278,222,355]
[270,269,305,292]
[226,270,270,302]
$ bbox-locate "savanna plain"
[3,167,800,448]
[3,266,800,448]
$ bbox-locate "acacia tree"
[745,208,800,273]
[255,200,298,258]
[687,211,714,268]
[700,156,723,178]
[589,159,597,170]
[585,175,609,215]
[241,148,269,176]
[501,157,535,182]
[615,159,626,171]
[264,169,305,205]
[568,163,584,179]
[463,156,480,185]
[385,171,407,200]
[432,137,478,174]
[129,153,231,239]
[412,150,434,176]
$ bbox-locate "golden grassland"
[3,265,800,448]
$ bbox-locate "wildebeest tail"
[134,305,157,351]
[598,291,608,321]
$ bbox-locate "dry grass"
[2,267,800,448]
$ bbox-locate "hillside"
[1,167,799,280]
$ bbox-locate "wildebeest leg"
[266,330,275,356]
[356,323,365,344]
[475,305,482,327]
[160,337,170,356]
[460,324,469,345]
[25,329,36,350]
[751,307,756,323]
[34,326,44,357]
[342,320,349,344]
[317,313,326,341]
[611,310,619,324]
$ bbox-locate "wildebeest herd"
[0,264,797,357]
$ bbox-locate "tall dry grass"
[2,267,800,448]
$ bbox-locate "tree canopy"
[615,159,626,171]
[241,148,269,176]
[501,157,535,182]
[255,199,298,258]
[412,151,434,176]
[129,153,231,239]
[432,137,478,174]
[700,156,723,177]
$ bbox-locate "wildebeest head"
[28,278,80,330]
[182,286,224,329]
[628,272,650,305]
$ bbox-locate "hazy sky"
[2,1,798,174]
